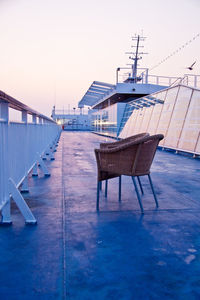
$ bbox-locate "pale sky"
[0,0,200,116]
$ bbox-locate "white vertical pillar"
[145,69,149,84]
[32,114,37,124]
[0,101,11,224]
[194,75,197,88]
[21,177,29,193]
[21,110,29,192]
[22,110,28,123]
[32,163,38,176]
[0,101,9,121]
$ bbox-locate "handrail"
[0,90,55,123]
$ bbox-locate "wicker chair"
[94,134,164,213]
[99,133,150,198]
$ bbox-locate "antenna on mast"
[125,34,148,83]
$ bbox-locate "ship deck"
[1,131,200,299]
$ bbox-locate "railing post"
[21,110,29,192]
[145,69,148,84]
[22,110,28,123]
[194,75,197,88]
[32,114,37,124]
[32,115,42,176]
[0,101,12,224]
[32,163,38,176]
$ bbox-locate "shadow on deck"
[1,131,200,299]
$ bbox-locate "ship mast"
[125,35,147,83]
[132,35,140,79]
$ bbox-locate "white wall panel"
[139,106,153,133]
[147,104,163,135]
[178,89,200,153]
[163,86,193,148]
[119,84,200,155]
[156,87,179,145]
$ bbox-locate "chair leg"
[97,181,100,210]
[119,176,121,202]
[99,181,102,191]
[137,176,144,195]
[132,176,144,213]
[148,174,159,208]
[105,180,108,198]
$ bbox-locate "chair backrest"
[100,132,149,149]
[132,134,164,176]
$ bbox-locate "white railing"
[146,75,180,86]
[181,74,200,88]
[0,91,61,225]
[117,71,180,87]
[117,67,200,88]
[53,108,89,115]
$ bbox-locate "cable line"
[149,33,200,72]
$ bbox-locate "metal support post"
[42,154,47,160]
[32,163,38,176]
[9,178,37,224]
[42,146,50,160]
[32,114,37,123]
[0,101,11,224]
[49,151,55,160]
[48,145,55,160]
[145,68,149,84]
[37,153,50,176]
[1,201,12,225]
[21,176,29,193]
[22,110,28,123]
[51,141,57,152]
[21,110,30,192]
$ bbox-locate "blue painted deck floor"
[1,131,200,300]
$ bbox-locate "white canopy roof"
[78,81,115,108]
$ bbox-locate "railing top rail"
[0,90,55,123]
[184,74,200,77]
[148,75,180,79]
